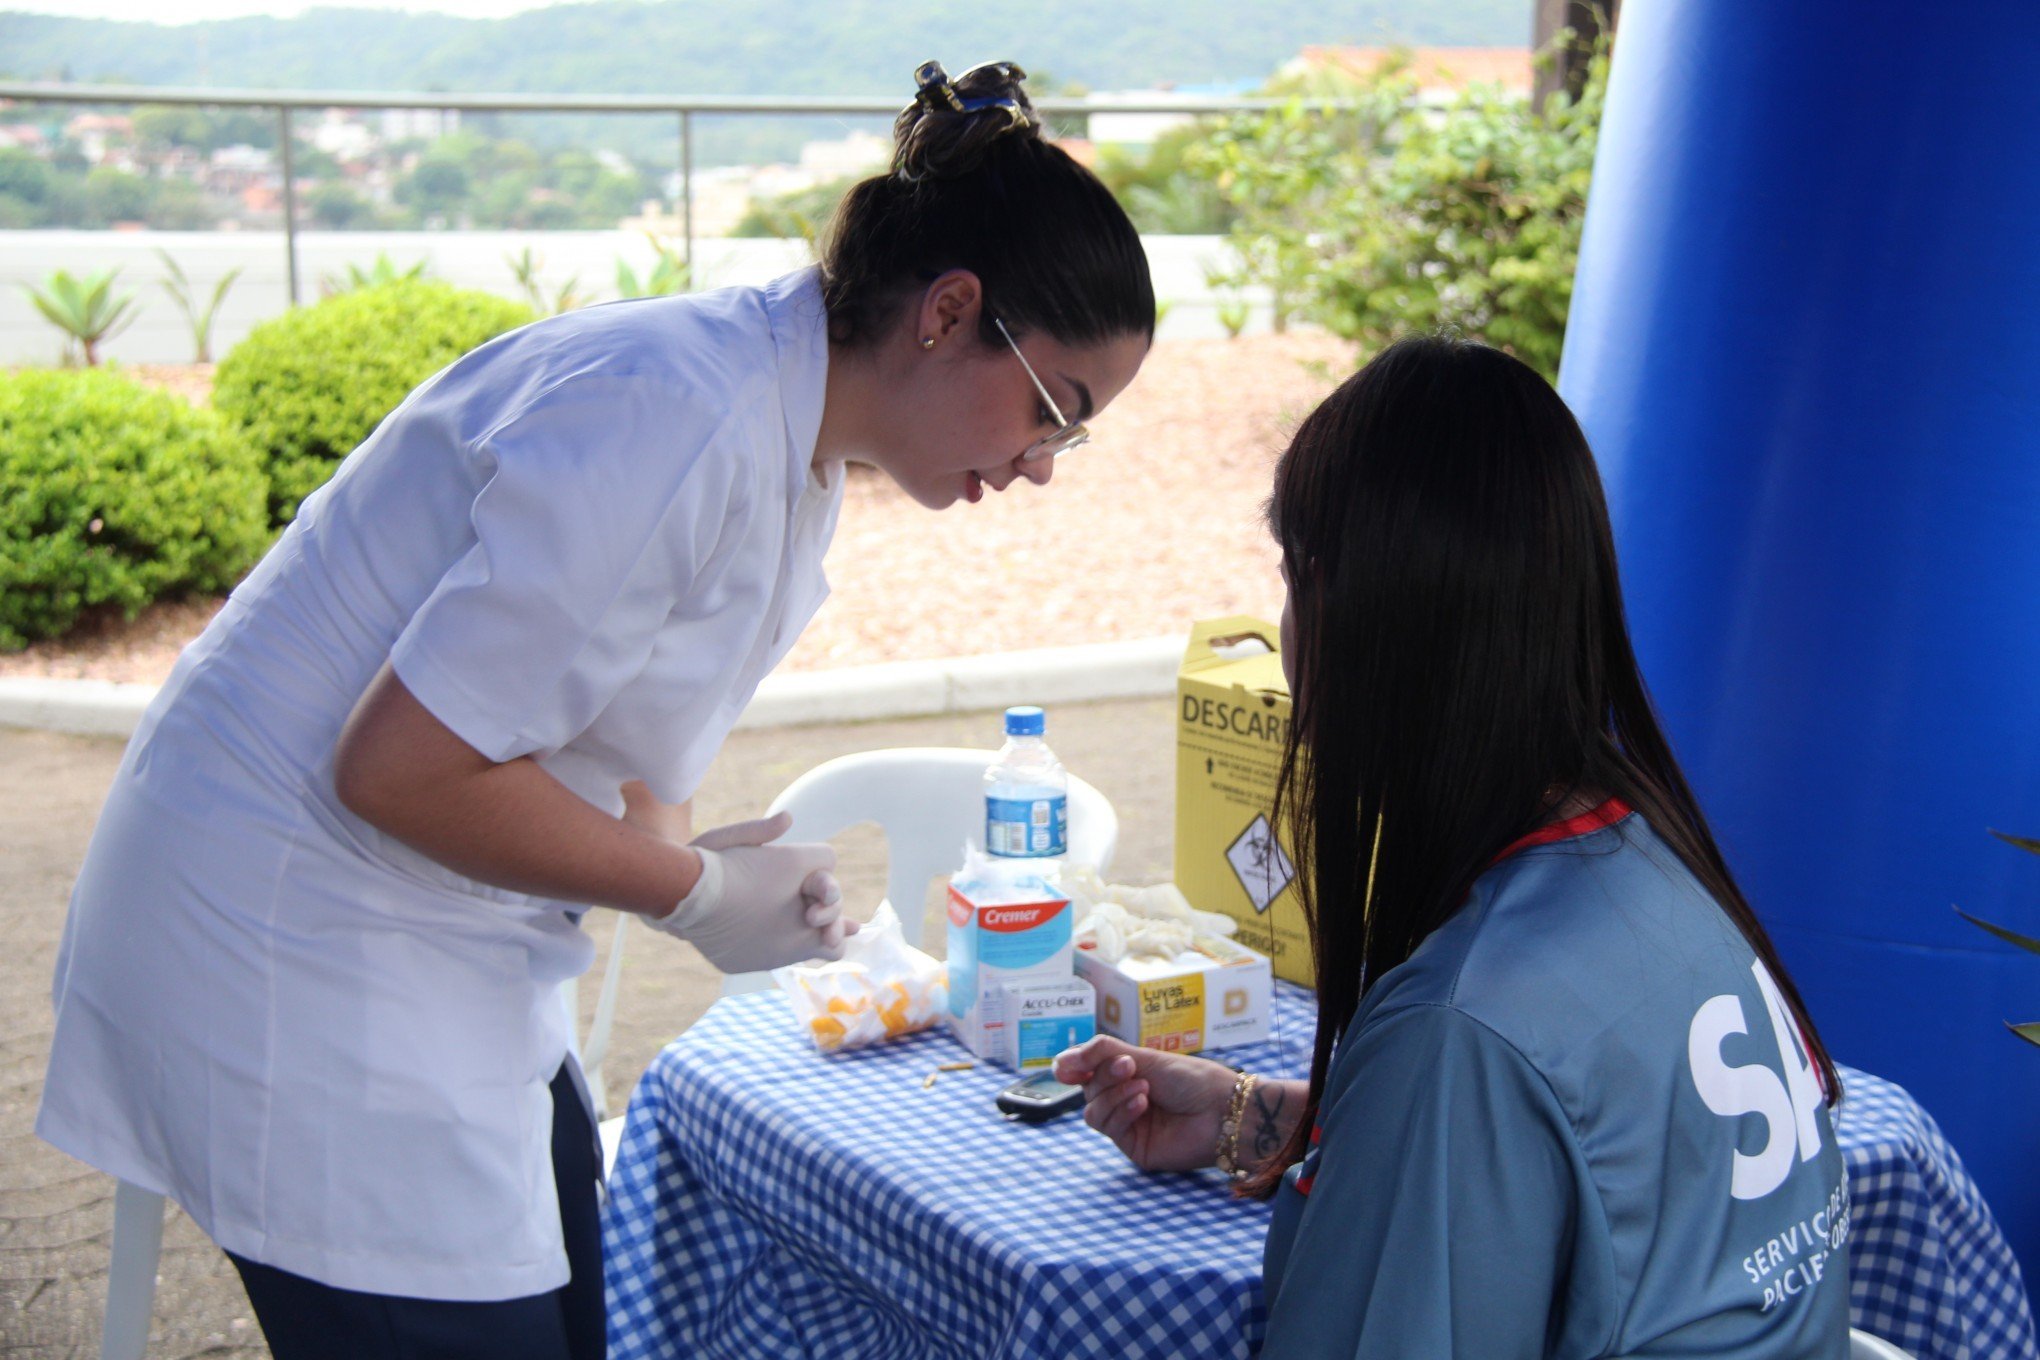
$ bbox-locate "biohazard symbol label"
[1225,813,1295,914]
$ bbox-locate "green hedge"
[0,368,270,650]
[213,280,535,525]
[1189,48,1607,380]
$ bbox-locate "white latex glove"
[644,811,848,973]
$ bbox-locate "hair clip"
[913,60,965,113]
[958,60,1027,88]
[956,93,1029,128]
[963,61,1030,129]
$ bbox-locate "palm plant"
[320,252,430,298]
[506,246,589,317]
[1216,297,1250,339]
[157,250,243,364]
[615,233,690,299]
[1957,830,2040,1047]
[24,268,141,367]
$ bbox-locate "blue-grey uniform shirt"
[1261,806,1850,1358]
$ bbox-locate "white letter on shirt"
[1688,993,1797,1200]
[1751,959,1826,1166]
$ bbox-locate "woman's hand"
[641,810,854,971]
[1052,1037,1242,1173]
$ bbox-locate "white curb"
[0,678,160,738]
[0,635,1187,741]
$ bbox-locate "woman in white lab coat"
[37,60,1152,1358]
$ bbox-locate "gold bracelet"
[1215,1071,1259,1182]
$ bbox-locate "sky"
[5,0,554,19]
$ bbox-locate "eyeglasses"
[994,317,1090,462]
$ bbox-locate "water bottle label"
[986,793,1067,857]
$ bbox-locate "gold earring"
[920,336,936,349]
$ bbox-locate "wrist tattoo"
[1251,1083,1287,1160]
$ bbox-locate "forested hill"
[1,0,1526,97]
[0,0,1528,165]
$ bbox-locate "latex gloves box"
[946,849,1073,1064]
[1074,934,1272,1055]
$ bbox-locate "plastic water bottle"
[984,706,1068,873]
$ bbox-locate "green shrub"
[213,280,535,524]
[0,368,270,650]
[1190,46,1606,379]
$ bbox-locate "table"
[603,983,2036,1360]
[1840,1068,2037,1358]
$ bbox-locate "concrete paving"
[0,698,1178,1357]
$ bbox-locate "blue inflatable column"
[1560,0,2040,1272]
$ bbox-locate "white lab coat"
[36,267,843,1299]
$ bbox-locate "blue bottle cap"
[1004,706,1045,736]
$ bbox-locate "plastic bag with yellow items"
[772,901,947,1053]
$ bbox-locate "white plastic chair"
[563,914,628,1121]
[1851,1329,1917,1360]
[99,1180,163,1360]
[730,746,1120,995]
[593,747,1119,1175]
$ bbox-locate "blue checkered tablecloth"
[1838,1067,2037,1358]
[603,982,2035,1359]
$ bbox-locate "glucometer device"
[995,1069,1085,1123]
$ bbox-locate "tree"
[146,178,219,230]
[289,144,342,181]
[525,198,583,229]
[732,175,857,242]
[308,181,375,228]
[397,152,470,221]
[83,166,152,227]
[0,148,53,212]
[1188,42,1608,377]
[549,149,607,200]
[209,108,277,151]
[1092,123,1235,235]
[133,104,212,150]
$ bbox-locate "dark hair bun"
[894,60,1042,182]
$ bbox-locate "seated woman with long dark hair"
[1055,337,1851,1357]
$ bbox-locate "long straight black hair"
[1242,335,1840,1198]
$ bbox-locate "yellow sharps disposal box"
[1174,617,1313,986]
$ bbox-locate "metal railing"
[0,81,1332,306]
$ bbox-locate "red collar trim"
[1490,798,1633,867]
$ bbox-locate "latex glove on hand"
[644,810,854,973]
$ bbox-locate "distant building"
[1085,80,1262,149]
[796,131,888,181]
[1282,47,1534,100]
[0,124,47,152]
[64,113,134,164]
[210,144,273,174]
[647,164,754,238]
[1055,138,1099,168]
[145,145,207,177]
[379,107,460,144]
[310,110,377,163]
[207,144,273,199]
